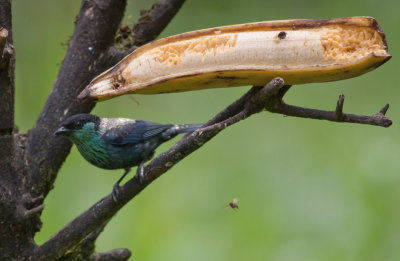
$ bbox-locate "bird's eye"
[67,121,83,130]
[74,121,83,129]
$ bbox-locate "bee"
[225,198,239,210]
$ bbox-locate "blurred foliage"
[12,0,400,260]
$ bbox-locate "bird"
[54,113,202,201]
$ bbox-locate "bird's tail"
[174,124,203,134]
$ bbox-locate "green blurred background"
[12,0,400,260]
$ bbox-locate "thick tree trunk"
[0,0,186,259]
[0,0,36,259]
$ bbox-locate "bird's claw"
[137,175,143,184]
[112,183,121,202]
[111,164,145,201]
[136,163,145,184]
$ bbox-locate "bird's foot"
[111,168,131,202]
[136,162,145,184]
[111,183,121,202]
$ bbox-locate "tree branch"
[132,0,186,45]
[26,0,128,198]
[58,219,111,260]
[262,84,392,127]
[269,98,392,127]
[106,0,186,66]
[90,248,131,261]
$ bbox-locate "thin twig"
[198,78,285,133]
[266,84,392,127]
[270,103,392,127]
[271,102,392,127]
[30,195,44,205]
[335,94,345,120]
[378,104,389,116]
[265,84,392,127]
[23,204,45,219]
[204,86,261,126]
[196,111,246,133]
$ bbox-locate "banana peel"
[78,17,390,101]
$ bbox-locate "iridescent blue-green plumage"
[55,114,202,201]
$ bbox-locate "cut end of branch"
[248,77,285,113]
[0,28,8,59]
[377,114,392,128]
[0,28,8,37]
[265,77,285,93]
[0,28,8,41]
[375,104,392,127]
[381,118,393,127]
[0,27,13,71]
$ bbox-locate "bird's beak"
[54,126,70,136]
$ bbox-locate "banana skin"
[78,17,390,101]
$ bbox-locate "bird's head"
[54,114,101,142]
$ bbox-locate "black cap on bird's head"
[54,113,101,136]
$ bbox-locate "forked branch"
[268,91,392,127]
